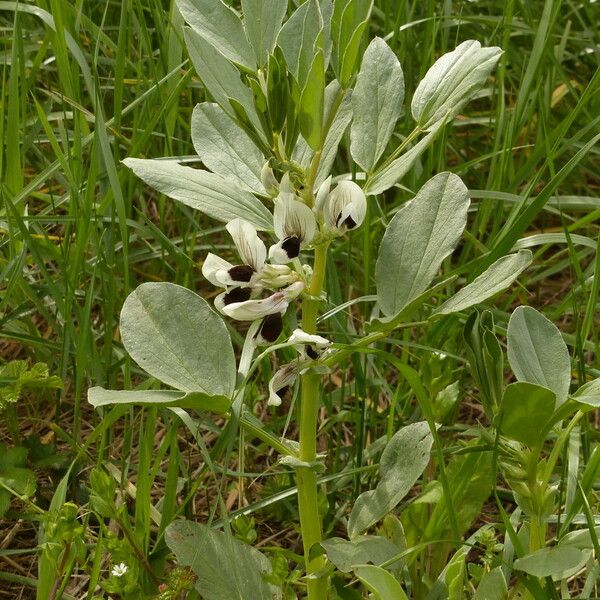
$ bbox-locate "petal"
[325,180,367,231]
[288,328,331,348]
[202,253,233,287]
[268,363,298,406]
[314,175,332,215]
[273,196,316,243]
[268,239,294,264]
[255,312,283,345]
[226,219,266,271]
[222,291,289,321]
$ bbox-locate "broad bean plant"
[88,1,600,598]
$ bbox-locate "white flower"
[288,328,331,360]
[220,282,304,322]
[316,179,367,234]
[201,219,266,288]
[269,196,317,264]
[111,562,128,577]
[268,363,299,406]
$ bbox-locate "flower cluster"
[202,167,367,403]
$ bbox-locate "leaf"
[375,172,470,317]
[321,536,401,573]
[183,27,264,137]
[331,0,374,88]
[298,48,325,150]
[434,250,532,315]
[473,567,507,600]
[463,310,504,419]
[293,81,353,188]
[411,40,502,130]
[119,283,236,397]
[88,387,231,414]
[353,565,409,600]
[368,276,457,333]
[166,520,281,600]
[507,306,571,406]
[277,0,323,88]
[241,0,287,66]
[348,422,433,538]
[350,37,404,172]
[176,0,255,70]
[513,546,586,578]
[191,103,265,194]
[364,119,445,195]
[122,158,272,230]
[499,382,555,446]
[572,378,600,408]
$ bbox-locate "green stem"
[296,243,329,600]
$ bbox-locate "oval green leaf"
[120,283,236,397]
[507,306,571,406]
[122,158,272,230]
[375,172,470,316]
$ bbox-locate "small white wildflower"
[111,562,128,577]
[316,179,367,234]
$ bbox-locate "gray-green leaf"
[513,546,586,579]
[183,27,264,137]
[176,0,255,70]
[473,567,507,600]
[375,172,470,316]
[191,103,265,194]
[572,378,600,408]
[434,250,532,315]
[120,283,236,397]
[166,520,281,600]
[321,536,401,573]
[122,158,272,230]
[351,37,404,173]
[88,387,231,414]
[241,0,287,66]
[277,0,323,88]
[499,382,555,446]
[411,40,501,130]
[507,306,571,406]
[354,565,409,600]
[348,422,432,538]
[365,119,445,195]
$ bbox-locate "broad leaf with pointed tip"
[411,40,501,130]
[365,119,445,195]
[183,27,264,137]
[513,546,586,579]
[499,382,555,446]
[122,158,272,230]
[507,306,571,406]
[166,520,281,600]
[241,0,287,66]
[351,37,404,173]
[88,387,231,414]
[572,378,600,408]
[321,536,401,573]
[353,565,409,600]
[120,283,236,398]
[176,0,255,70]
[434,250,532,315]
[348,422,432,538]
[375,172,470,316]
[191,103,265,194]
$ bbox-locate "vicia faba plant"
[85,1,599,598]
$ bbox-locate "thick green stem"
[296,243,329,600]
